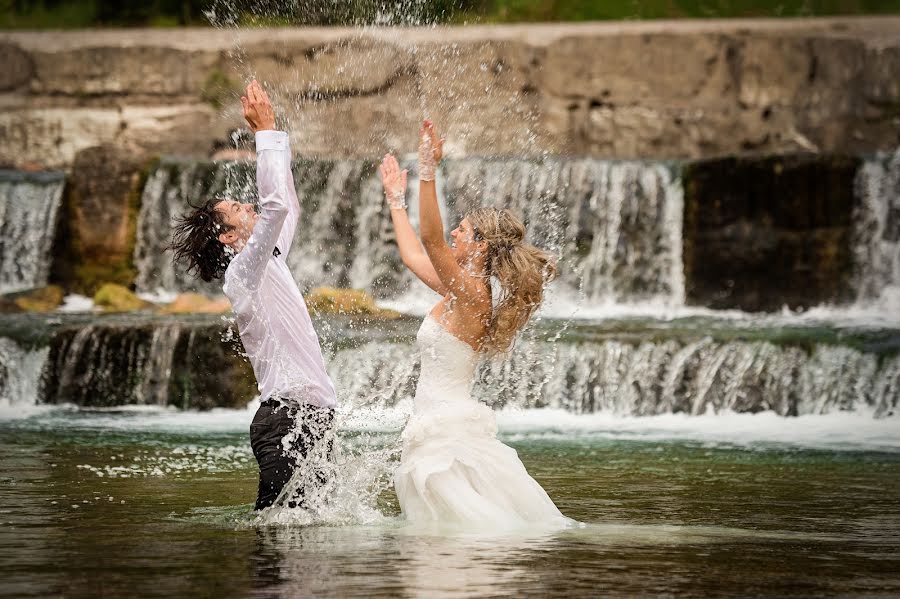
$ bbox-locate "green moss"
[93,283,152,312]
[200,68,238,111]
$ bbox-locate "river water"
[1,404,898,598]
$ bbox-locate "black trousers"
[249,398,335,510]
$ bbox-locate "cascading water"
[133,157,684,304]
[38,320,253,409]
[0,171,65,294]
[853,148,900,310]
[13,317,897,417]
[442,158,684,303]
[0,337,48,410]
[330,336,900,418]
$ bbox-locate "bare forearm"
[390,208,427,264]
[419,180,445,248]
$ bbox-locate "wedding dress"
[394,315,571,528]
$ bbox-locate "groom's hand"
[241,80,276,133]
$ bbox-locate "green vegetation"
[1,0,898,29]
[200,68,239,110]
[462,0,900,22]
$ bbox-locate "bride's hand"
[418,120,444,182]
[378,153,408,210]
[421,120,444,163]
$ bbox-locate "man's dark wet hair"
[170,198,234,282]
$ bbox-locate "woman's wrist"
[386,188,407,210]
[418,132,438,182]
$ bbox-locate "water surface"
[1,408,898,597]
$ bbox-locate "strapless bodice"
[414,316,478,408]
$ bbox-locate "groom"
[171,81,337,510]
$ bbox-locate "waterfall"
[42,324,157,406]
[330,337,899,418]
[442,159,684,303]
[853,148,900,310]
[0,171,65,294]
[38,321,252,409]
[0,315,892,417]
[133,157,684,304]
[0,338,49,409]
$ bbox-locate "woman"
[378,121,570,528]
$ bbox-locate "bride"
[378,120,570,528]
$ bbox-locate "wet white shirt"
[222,130,337,408]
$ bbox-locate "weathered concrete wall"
[1,17,899,169]
[683,154,860,311]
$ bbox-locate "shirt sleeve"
[276,135,300,256]
[228,130,290,291]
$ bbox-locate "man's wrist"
[255,129,289,152]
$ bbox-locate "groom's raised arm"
[230,81,288,291]
[231,130,289,291]
[274,139,300,257]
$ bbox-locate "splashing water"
[254,417,399,527]
[114,0,900,530]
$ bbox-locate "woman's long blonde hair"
[467,207,557,353]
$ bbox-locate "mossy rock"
[12,285,65,312]
[159,292,231,314]
[305,287,401,319]
[93,283,153,312]
[48,148,153,296]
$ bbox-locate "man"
[171,81,337,510]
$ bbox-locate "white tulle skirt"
[394,400,571,529]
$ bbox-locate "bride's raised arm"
[379,152,447,295]
[416,121,489,305]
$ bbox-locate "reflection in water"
[250,522,565,598]
[247,520,854,598]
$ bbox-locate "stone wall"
[1,17,899,169]
[683,154,859,311]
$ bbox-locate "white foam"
[495,408,900,451]
[57,293,95,313]
[377,285,441,316]
[0,402,58,421]
[136,288,179,305]
[2,401,897,451]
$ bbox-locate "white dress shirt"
[222,130,337,408]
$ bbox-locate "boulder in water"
[305,287,400,318]
[159,293,231,314]
[93,283,153,312]
[11,285,65,312]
